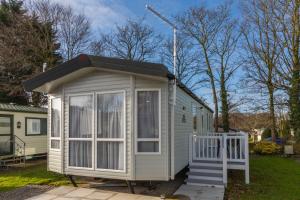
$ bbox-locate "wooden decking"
[187,132,250,187]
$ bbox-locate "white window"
[192,103,197,133]
[96,91,125,171]
[26,118,47,135]
[50,98,61,149]
[136,89,161,154]
[68,94,93,169]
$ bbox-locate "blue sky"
[50,0,243,109]
[53,0,240,36]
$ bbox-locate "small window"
[136,89,160,154]
[50,98,61,149]
[26,118,47,135]
[192,103,197,133]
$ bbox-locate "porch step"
[187,171,223,178]
[192,160,222,164]
[189,164,222,171]
[187,160,224,187]
[185,178,224,187]
[189,168,222,174]
[190,162,222,167]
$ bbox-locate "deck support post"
[68,175,78,187]
[126,180,135,194]
[222,134,228,186]
[244,132,250,184]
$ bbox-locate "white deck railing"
[189,132,249,184]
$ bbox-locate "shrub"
[293,142,300,155]
[253,141,282,155]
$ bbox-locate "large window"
[192,103,197,133]
[136,89,160,154]
[96,91,125,171]
[26,118,47,136]
[69,94,93,168]
[51,98,61,149]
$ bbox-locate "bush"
[293,142,300,155]
[253,141,282,155]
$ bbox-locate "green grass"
[226,156,300,200]
[0,163,69,192]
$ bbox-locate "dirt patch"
[0,185,54,200]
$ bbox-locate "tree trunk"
[220,69,229,132]
[289,1,300,137]
[203,50,219,133]
[289,64,300,137]
[269,86,276,142]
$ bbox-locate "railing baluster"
[229,138,232,159]
[198,138,200,159]
[239,138,242,159]
[235,138,237,159]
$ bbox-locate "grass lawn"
[0,162,69,192]
[226,155,300,200]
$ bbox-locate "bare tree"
[271,0,300,136]
[58,6,90,60]
[89,39,106,56]
[26,0,91,61]
[160,35,207,91]
[241,0,281,141]
[214,17,241,132]
[177,4,231,132]
[103,19,161,61]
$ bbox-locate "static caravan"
[23,54,213,182]
[0,103,47,158]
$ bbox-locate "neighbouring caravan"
[23,54,213,181]
[0,103,47,157]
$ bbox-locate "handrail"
[14,135,25,147]
[189,132,249,185]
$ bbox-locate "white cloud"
[51,0,135,33]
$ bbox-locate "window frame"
[192,103,197,134]
[49,97,62,151]
[95,90,126,172]
[135,88,161,155]
[25,117,47,136]
[67,93,94,170]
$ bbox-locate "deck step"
[190,162,222,167]
[187,171,223,178]
[192,160,222,164]
[189,168,222,174]
[189,164,222,171]
[185,178,224,187]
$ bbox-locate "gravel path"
[0,185,54,200]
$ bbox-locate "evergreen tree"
[0,0,61,105]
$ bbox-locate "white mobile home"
[0,103,47,157]
[24,54,214,182]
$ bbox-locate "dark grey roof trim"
[23,54,173,91]
[177,81,213,113]
[0,103,47,114]
[23,54,212,112]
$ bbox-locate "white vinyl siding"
[173,87,213,175]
